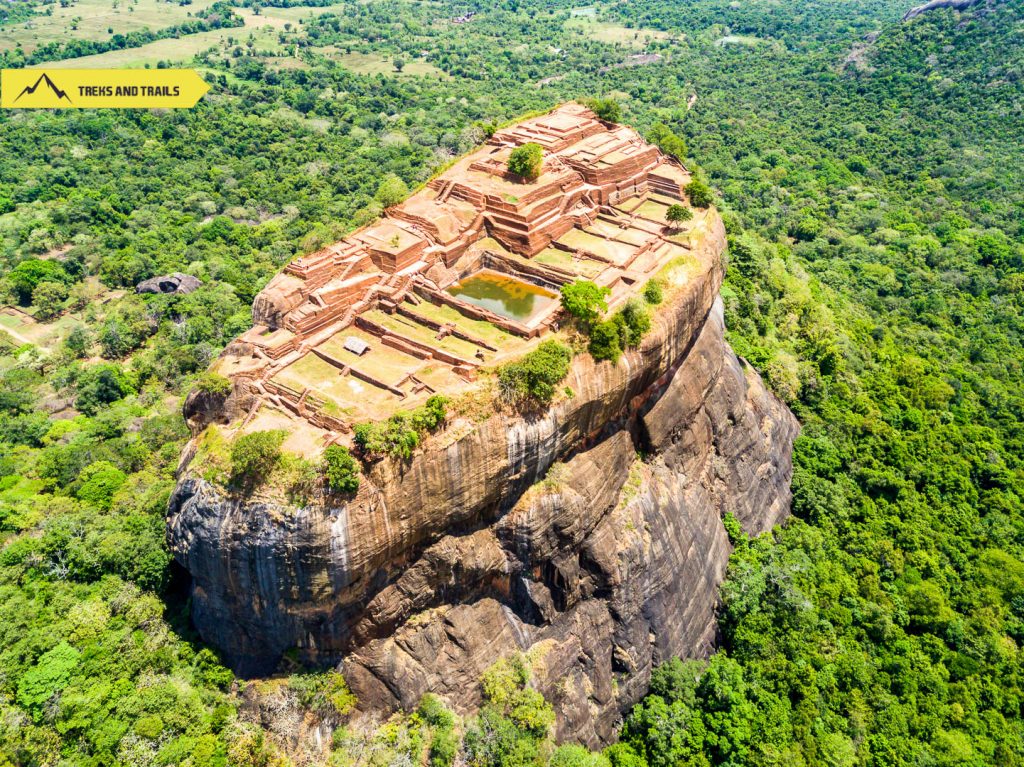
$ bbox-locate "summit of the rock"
[198,103,706,450]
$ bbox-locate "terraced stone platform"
[208,103,705,445]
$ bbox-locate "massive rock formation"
[167,104,799,746]
[341,297,797,746]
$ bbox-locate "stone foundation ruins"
[210,102,700,434]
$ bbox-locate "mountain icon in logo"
[14,73,72,104]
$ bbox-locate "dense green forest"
[1,0,1023,764]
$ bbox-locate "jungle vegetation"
[0,0,1022,764]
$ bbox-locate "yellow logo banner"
[1,69,210,109]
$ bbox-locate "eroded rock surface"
[341,298,798,746]
[903,0,983,21]
[135,272,202,295]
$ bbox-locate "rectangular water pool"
[447,270,557,323]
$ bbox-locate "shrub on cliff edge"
[497,340,573,406]
[588,319,623,363]
[353,395,448,460]
[230,429,285,484]
[647,121,687,161]
[643,280,663,305]
[618,298,651,347]
[685,179,713,208]
[321,444,360,494]
[584,97,622,123]
[196,371,232,397]
[560,279,609,326]
[375,173,410,207]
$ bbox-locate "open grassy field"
[311,47,448,77]
[0,0,225,53]
[715,34,764,47]
[563,17,670,47]
[0,307,83,351]
[404,299,527,355]
[533,247,606,279]
[254,5,339,25]
[42,10,284,68]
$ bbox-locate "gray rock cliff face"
[902,0,984,21]
[167,211,800,745]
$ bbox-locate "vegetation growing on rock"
[646,122,687,162]
[353,395,448,459]
[507,142,545,182]
[497,340,573,406]
[375,173,411,208]
[642,280,663,306]
[464,654,556,766]
[583,97,622,123]
[559,280,609,326]
[684,179,713,209]
[321,444,360,494]
[230,430,286,484]
[196,371,232,397]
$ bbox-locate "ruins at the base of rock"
[214,103,696,433]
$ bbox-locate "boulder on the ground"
[136,273,202,295]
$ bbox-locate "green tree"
[550,744,611,767]
[588,319,622,363]
[684,180,713,208]
[196,371,232,396]
[353,396,447,460]
[76,461,128,510]
[17,643,81,722]
[584,97,622,122]
[420,694,459,767]
[603,743,648,767]
[647,122,687,161]
[375,173,410,207]
[617,299,651,347]
[791,215,823,241]
[507,143,544,181]
[412,394,448,432]
[8,259,70,305]
[75,363,133,415]
[560,280,609,326]
[64,325,92,358]
[230,430,285,483]
[642,280,663,305]
[321,444,360,494]
[32,281,69,319]
[497,340,573,405]
[665,204,692,229]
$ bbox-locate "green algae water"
[447,271,557,322]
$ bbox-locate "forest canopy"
[1,0,1023,764]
